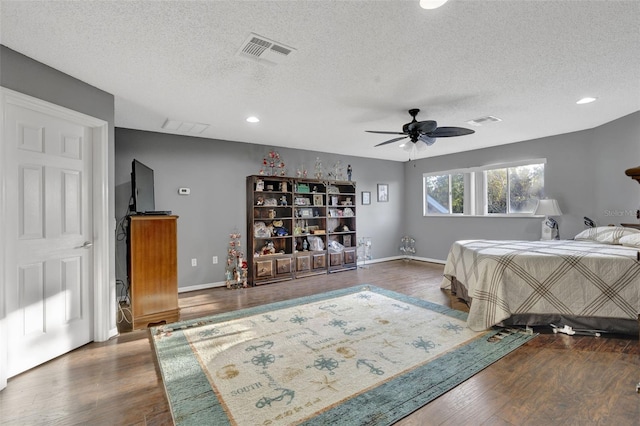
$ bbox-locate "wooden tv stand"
[127,215,180,329]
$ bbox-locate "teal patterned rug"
[151,285,536,425]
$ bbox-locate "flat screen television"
[131,159,155,213]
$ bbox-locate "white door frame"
[0,87,115,390]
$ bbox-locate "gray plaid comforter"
[441,240,640,331]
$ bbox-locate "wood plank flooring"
[0,260,638,425]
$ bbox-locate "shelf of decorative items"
[246,174,356,286]
[326,181,357,272]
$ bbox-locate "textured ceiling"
[1,0,639,162]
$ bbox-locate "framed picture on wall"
[361,191,371,205]
[377,184,389,202]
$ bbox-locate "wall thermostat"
[178,188,190,195]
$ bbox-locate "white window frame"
[423,158,546,217]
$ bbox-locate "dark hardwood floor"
[0,260,638,425]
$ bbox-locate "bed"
[441,232,640,335]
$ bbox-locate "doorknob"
[81,241,93,249]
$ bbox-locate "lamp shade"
[534,199,562,216]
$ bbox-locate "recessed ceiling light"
[576,97,597,105]
[246,116,260,123]
[420,0,449,9]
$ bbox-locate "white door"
[4,100,93,377]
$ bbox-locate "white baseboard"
[176,257,447,293]
[357,255,403,265]
[408,256,446,265]
[358,255,446,265]
[178,281,227,293]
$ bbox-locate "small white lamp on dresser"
[534,199,563,240]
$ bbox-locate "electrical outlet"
[212,256,218,264]
[191,258,197,267]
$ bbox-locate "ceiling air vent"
[237,33,296,65]
[162,119,209,135]
[466,115,502,127]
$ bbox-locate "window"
[486,163,544,214]
[424,173,464,214]
[423,160,545,216]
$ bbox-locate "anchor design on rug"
[262,314,278,323]
[410,336,437,352]
[326,318,365,335]
[318,304,340,315]
[246,341,274,352]
[343,326,366,335]
[255,388,295,408]
[356,359,385,375]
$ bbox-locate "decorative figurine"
[329,160,344,180]
[314,157,324,179]
[347,164,352,181]
[226,232,248,289]
[262,150,286,176]
[296,165,308,178]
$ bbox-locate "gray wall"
[6,44,637,292]
[403,111,640,261]
[115,128,404,290]
[0,45,117,322]
[591,112,640,223]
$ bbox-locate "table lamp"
[534,199,562,240]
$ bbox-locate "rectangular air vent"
[466,115,502,126]
[237,33,296,65]
[162,119,209,135]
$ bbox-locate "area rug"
[151,285,536,425]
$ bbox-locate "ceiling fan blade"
[418,134,437,146]
[366,130,406,135]
[408,120,437,134]
[374,135,408,147]
[427,127,475,138]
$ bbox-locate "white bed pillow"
[619,233,640,248]
[574,226,640,245]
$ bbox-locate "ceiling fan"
[367,108,475,149]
